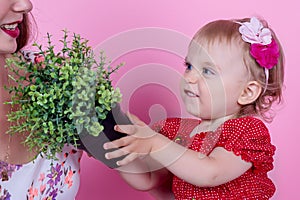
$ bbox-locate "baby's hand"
[103,113,158,166]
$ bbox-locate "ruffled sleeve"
[216,117,276,173]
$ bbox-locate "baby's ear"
[238,81,262,105]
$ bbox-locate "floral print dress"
[0,145,82,200]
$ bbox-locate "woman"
[0,1,82,199]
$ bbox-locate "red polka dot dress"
[151,116,276,200]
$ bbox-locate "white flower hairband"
[237,17,280,93]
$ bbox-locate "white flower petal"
[239,24,259,44]
[240,25,256,37]
[250,17,263,33]
[260,28,272,44]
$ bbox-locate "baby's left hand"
[103,113,159,166]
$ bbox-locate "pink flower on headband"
[250,39,280,69]
[238,17,280,70]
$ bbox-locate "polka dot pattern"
[151,117,276,199]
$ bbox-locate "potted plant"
[5,30,129,168]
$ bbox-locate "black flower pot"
[76,104,130,168]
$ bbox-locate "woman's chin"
[0,39,18,54]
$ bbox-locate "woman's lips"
[1,22,20,38]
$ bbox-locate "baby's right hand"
[103,113,159,166]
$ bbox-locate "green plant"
[5,30,122,158]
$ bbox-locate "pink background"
[31,0,299,199]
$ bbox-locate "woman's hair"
[192,18,285,122]
[16,13,35,52]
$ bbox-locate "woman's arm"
[115,155,173,197]
[148,173,174,200]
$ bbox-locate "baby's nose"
[184,71,200,83]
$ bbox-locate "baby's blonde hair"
[192,18,285,122]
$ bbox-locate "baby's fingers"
[104,148,128,160]
[114,124,136,135]
[116,153,139,166]
[103,136,131,150]
[116,124,157,139]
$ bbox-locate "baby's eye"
[184,62,193,71]
[202,67,215,76]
